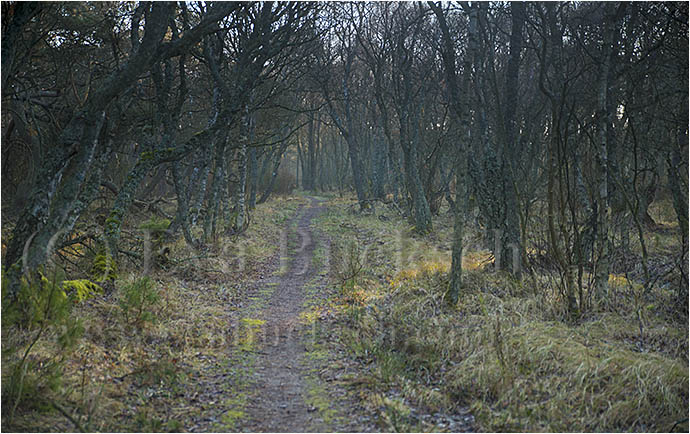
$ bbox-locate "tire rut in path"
[242,197,327,432]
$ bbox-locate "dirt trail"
[239,197,335,432]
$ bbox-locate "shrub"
[336,240,364,287]
[118,276,160,326]
[1,269,84,424]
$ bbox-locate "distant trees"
[2,1,687,309]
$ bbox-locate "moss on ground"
[297,231,351,430]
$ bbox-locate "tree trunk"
[248,146,258,210]
[593,4,619,302]
[171,161,199,248]
[257,142,289,205]
[235,143,249,232]
[400,118,432,233]
[205,139,226,242]
[189,145,212,226]
[306,112,317,191]
[372,131,387,200]
[500,1,525,277]
[668,133,688,238]
[347,136,369,210]
[429,1,472,304]
[23,113,106,273]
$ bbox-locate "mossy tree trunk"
[4,3,179,288]
[5,3,237,284]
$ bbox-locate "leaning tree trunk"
[104,136,178,257]
[3,3,174,275]
[106,118,229,255]
[22,113,106,277]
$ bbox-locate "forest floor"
[2,195,382,432]
[2,192,687,432]
[201,196,377,432]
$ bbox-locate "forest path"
[225,196,373,432]
[241,197,324,432]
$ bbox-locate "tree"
[4,2,235,290]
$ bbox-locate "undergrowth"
[1,195,307,432]
[319,195,689,432]
[1,269,85,426]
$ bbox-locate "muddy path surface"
[242,198,326,432]
[221,196,374,432]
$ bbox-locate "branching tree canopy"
[1,1,687,308]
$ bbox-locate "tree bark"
[248,146,258,209]
[593,3,620,301]
[429,1,474,303]
[399,116,433,233]
[170,161,199,249]
[257,142,290,205]
[205,139,227,242]
[235,142,249,232]
[500,1,525,277]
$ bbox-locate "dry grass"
[319,195,689,432]
[1,195,307,432]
